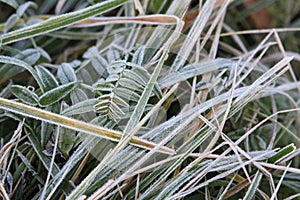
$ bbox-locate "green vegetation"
[0,0,300,199]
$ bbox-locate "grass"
[0,0,300,199]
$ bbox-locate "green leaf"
[83,46,108,75]
[93,82,115,92]
[118,77,144,92]
[58,128,75,158]
[0,55,42,86]
[0,48,49,81]
[70,88,88,103]
[115,87,140,102]
[10,85,39,106]
[35,65,59,92]
[123,69,147,85]
[132,46,145,65]
[57,63,77,84]
[39,82,77,107]
[268,143,296,164]
[0,0,128,45]
[113,95,129,107]
[41,103,60,147]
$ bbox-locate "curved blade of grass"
[0,97,174,155]
[0,0,127,45]
[0,55,42,89]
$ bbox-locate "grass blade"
[0,0,127,45]
[243,171,263,200]
[0,97,174,155]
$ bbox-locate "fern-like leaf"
[93,52,162,121]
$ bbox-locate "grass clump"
[0,0,300,199]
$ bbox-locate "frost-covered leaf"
[109,101,125,115]
[77,68,94,85]
[0,0,127,45]
[132,46,145,65]
[0,55,42,86]
[93,82,115,92]
[83,46,108,75]
[58,63,77,84]
[106,74,120,82]
[107,48,121,63]
[123,69,147,85]
[39,82,77,106]
[36,47,51,62]
[70,88,88,104]
[130,66,162,98]
[19,48,49,65]
[58,127,75,158]
[115,87,140,102]
[159,58,234,88]
[35,65,58,92]
[41,103,59,147]
[107,60,126,74]
[94,92,129,120]
[118,77,143,92]
[113,95,129,107]
[10,85,38,105]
